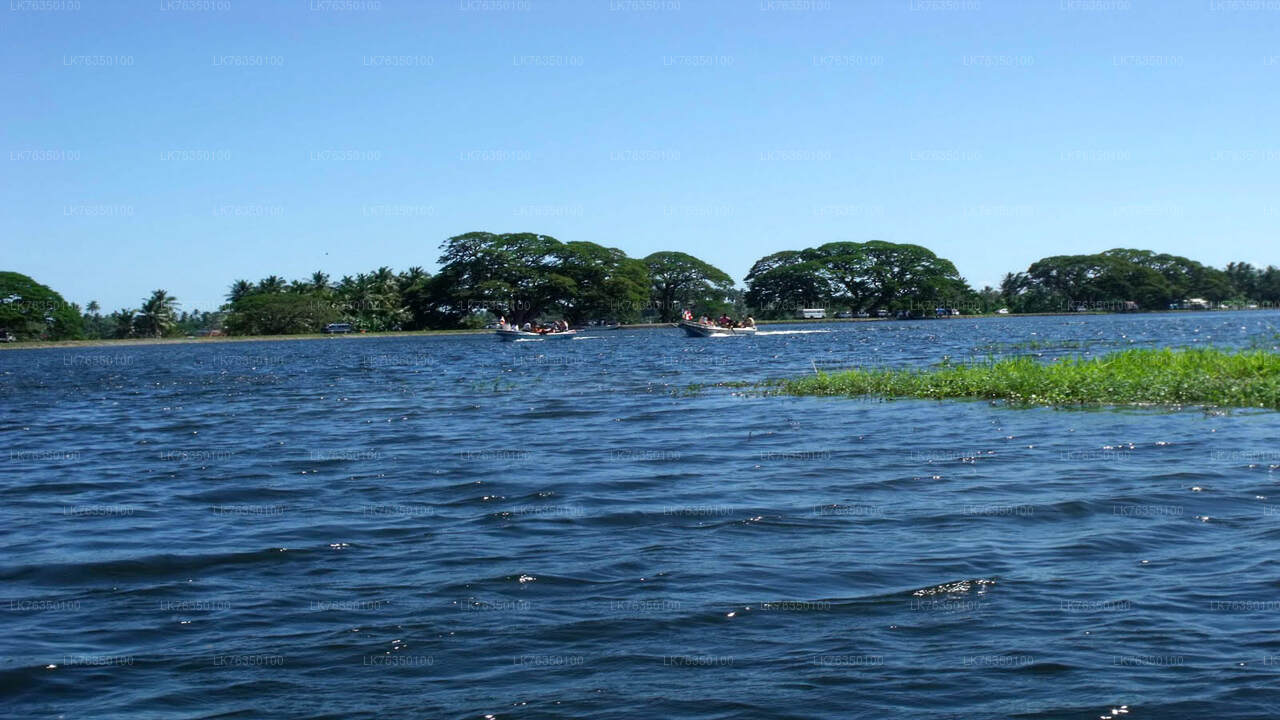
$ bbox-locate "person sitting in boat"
[699,315,711,326]
[717,313,732,327]
[522,322,532,332]
[682,308,693,321]
[744,316,755,328]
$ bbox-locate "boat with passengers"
[495,319,578,341]
[676,311,757,337]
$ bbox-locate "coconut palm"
[135,290,179,338]
[256,275,287,294]
[110,309,136,339]
[352,272,376,313]
[370,266,397,297]
[227,279,254,304]
[398,266,428,293]
[309,271,332,294]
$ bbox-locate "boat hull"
[677,321,757,337]
[495,329,578,341]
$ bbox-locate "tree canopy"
[643,251,735,322]
[0,271,83,340]
[1003,248,1237,312]
[557,241,650,323]
[223,292,341,335]
[414,232,656,327]
[745,241,971,316]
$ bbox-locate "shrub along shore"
[778,348,1280,409]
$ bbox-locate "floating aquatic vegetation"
[780,347,1280,409]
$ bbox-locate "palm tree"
[85,300,101,316]
[357,267,408,330]
[351,272,375,313]
[398,266,428,293]
[135,290,179,338]
[309,271,332,293]
[111,309,136,339]
[256,275,287,294]
[227,279,254,304]
[371,266,397,295]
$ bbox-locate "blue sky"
[4,0,1278,312]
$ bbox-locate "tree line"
[4,234,1279,341]
[999,249,1280,313]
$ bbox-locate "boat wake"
[756,329,834,335]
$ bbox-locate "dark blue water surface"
[3,312,1280,719]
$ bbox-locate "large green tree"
[223,293,340,335]
[1225,262,1260,300]
[1100,249,1231,302]
[420,232,575,326]
[745,241,971,315]
[1007,248,1235,312]
[821,241,971,311]
[1226,263,1280,303]
[0,271,84,340]
[409,232,670,327]
[555,241,650,323]
[744,251,829,317]
[643,251,735,322]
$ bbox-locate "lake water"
[3,312,1280,719]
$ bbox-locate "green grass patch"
[779,347,1280,409]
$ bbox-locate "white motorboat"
[677,321,757,337]
[495,328,579,341]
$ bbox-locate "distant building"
[795,308,826,319]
